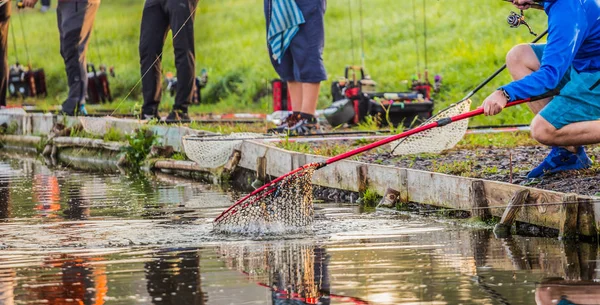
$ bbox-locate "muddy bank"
[360,145,600,196]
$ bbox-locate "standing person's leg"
[40,0,50,12]
[139,2,170,119]
[165,0,197,120]
[57,1,99,116]
[286,0,327,134]
[0,1,10,108]
[287,82,303,111]
[264,0,299,132]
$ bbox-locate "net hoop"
[390,99,472,155]
[182,133,267,169]
[79,116,142,138]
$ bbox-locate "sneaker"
[527,146,592,179]
[40,5,50,13]
[139,113,161,121]
[285,117,322,136]
[78,104,88,116]
[268,113,299,134]
[165,110,190,123]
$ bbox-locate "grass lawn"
[8,0,547,126]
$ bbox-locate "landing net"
[390,99,472,155]
[79,116,141,138]
[213,165,316,234]
[182,133,266,169]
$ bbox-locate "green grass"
[103,127,126,142]
[8,0,547,126]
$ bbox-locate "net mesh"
[79,116,142,137]
[182,133,265,168]
[213,166,316,234]
[390,99,472,155]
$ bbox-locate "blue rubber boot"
[527,146,592,179]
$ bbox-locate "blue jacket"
[501,0,600,100]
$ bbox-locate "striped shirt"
[267,0,304,63]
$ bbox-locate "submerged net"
[182,133,265,168]
[213,165,316,234]
[390,99,472,155]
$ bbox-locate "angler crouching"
[482,0,600,179]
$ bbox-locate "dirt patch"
[359,145,600,196]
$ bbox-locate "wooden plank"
[577,197,598,239]
[30,113,55,135]
[377,187,401,208]
[406,169,472,210]
[53,137,124,151]
[256,156,267,181]
[238,141,268,171]
[364,164,407,198]
[308,157,361,192]
[493,189,529,237]
[470,180,490,220]
[483,180,563,229]
[559,194,578,240]
[223,150,241,173]
[154,160,206,171]
[264,145,293,177]
[357,165,368,193]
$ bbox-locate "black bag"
[86,64,113,104]
[8,64,47,98]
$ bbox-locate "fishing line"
[16,8,30,66]
[422,0,427,79]
[9,11,18,64]
[359,0,365,69]
[412,0,420,79]
[348,0,356,65]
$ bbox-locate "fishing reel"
[503,0,545,36]
[165,69,208,105]
[507,10,537,36]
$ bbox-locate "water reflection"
[0,177,8,219]
[536,278,600,305]
[28,255,108,305]
[2,155,600,304]
[218,243,370,305]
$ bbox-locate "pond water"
[0,155,598,305]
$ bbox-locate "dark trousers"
[0,0,10,107]
[41,0,51,6]
[57,1,99,115]
[139,0,197,116]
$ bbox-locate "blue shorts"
[264,0,327,83]
[531,44,600,129]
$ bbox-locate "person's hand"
[22,0,38,8]
[481,90,508,116]
[511,0,536,10]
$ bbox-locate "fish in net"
[390,99,472,155]
[213,164,317,234]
